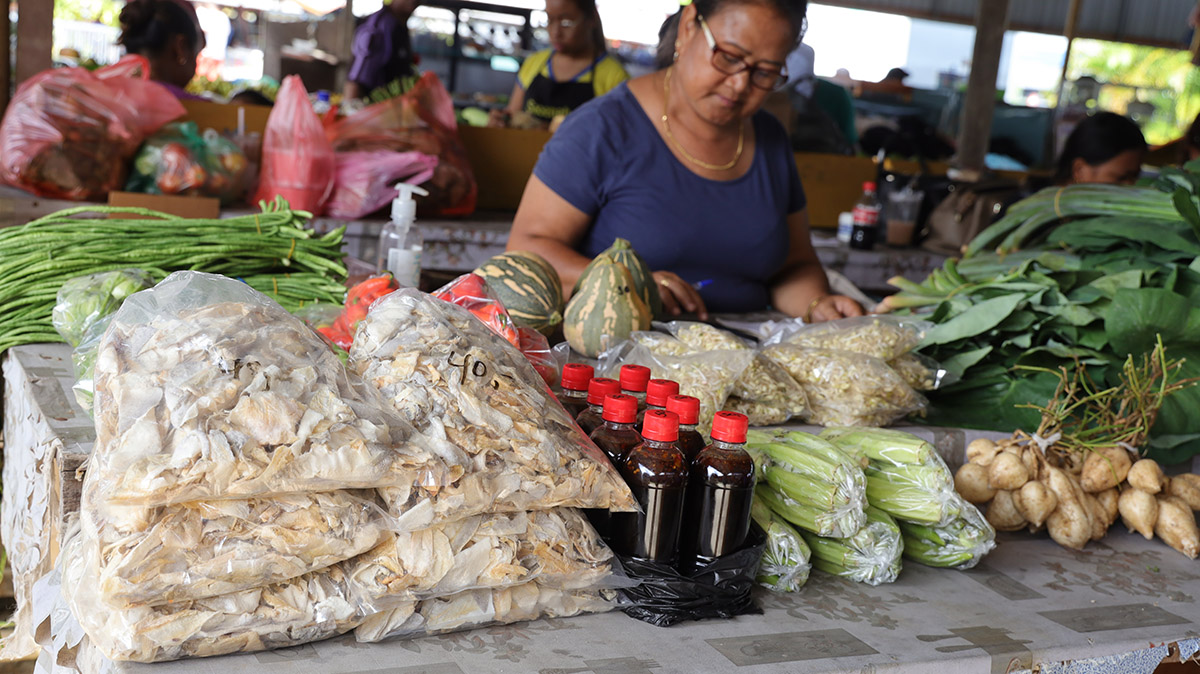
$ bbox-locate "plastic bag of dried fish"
[82,484,388,609]
[601,331,754,435]
[60,515,362,663]
[762,344,926,427]
[666,322,809,425]
[345,508,615,611]
[91,272,447,507]
[349,289,636,528]
[354,581,616,643]
[887,352,954,391]
[778,315,933,361]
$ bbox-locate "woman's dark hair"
[656,0,808,70]
[564,0,608,55]
[119,0,201,57]
[1055,111,1146,183]
[1186,112,1200,154]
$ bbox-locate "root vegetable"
[1166,477,1200,511]
[1176,473,1200,492]
[1020,447,1040,483]
[986,490,1028,531]
[967,438,1001,466]
[1118,488,1158,540]
[1081,492,1108,541]
[1127,459,1166,494]
[1095,488,1119,526]
[988,452,1030,491]
[1080,447,1133,493]
[1015,480,1057,528]
[1044,466,1092,550]
[954,463,996,504]
[1155,495,1200,559]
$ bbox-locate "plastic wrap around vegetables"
[126,121,250,204]
[799,505,904,586]
[751,493,812,592]
[349,288,637,530]
[898,494,995,569]
[91,272,446,506]
[777,315,933,361]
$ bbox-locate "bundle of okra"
[0,198,348,352]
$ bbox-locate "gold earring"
[673,41,680,61]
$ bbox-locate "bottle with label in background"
[619,364,651,411]
[638,378,679,429]
[576,377,620,437]
[558,363,594,418]
[849,181,881,251]
[837,211,854,244]
[610,410,689,563]
[377,183,429,287]
[666,394,706,463]
[680,411,756,570]
[587,393,643,539]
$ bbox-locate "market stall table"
[5,342,1199,674]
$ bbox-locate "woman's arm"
[488,82,526,127]
[508,176,706,316]
[770,209,865,321]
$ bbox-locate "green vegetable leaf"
[921,294,1027,347]
[1088,270,1144,297]
[1103,287,1200,355]
[1173,187,1200,240]
[938,345,993,377]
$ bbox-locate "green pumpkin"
[574,238,662,319]
[563,256,651,358]
[475,250,564,335]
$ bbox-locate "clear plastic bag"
[349,288,636,529]
[0,55,185,200]
[599,332,754,436]
[344,508,614,612]
[776,315,934,361]
[751,494,811,593]
[801,506,903,586]
[91,271,446,507]
[888,352,955,391]
[763,344,926,427]
[326,150,438,219]
[254,75,335,212]
[899,495,996,570]
[355,581,616,644]
[81,484,388,609]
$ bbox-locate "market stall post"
[955,0,1011,176]
[1053,0,1084,109]
[0,0,10,118]
[14,0,53,86]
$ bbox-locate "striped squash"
[563,255,651,358]
[474,250,564,335]
[575,238,662,319]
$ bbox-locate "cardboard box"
[457,125,551,211]
[107,191,221,219]
[795,152,877,229]
[181,99,272,137]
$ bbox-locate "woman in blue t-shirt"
[506,0,863,320]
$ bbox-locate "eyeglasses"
[697,14,788,91]
[548,18,578,30]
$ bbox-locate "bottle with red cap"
[638,378,679,429]
[618,364,651,411]
[610,409,689,563]
[558,363,594,418]
[576,377,620,437]
[666,394,706,463]
[850,181,881,251]
[587,393,642,539]
[680,411,756,570]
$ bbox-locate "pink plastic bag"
[254,76,335,212]
[325,150,438,219]
[0,55,185,200]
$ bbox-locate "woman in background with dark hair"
[507,0,863,321]
[118,0,205,98]
[1056,111,1147,185]
[488,0,628,128]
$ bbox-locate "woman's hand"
[806,294,865,323]
[487,109,510,128]
[652,271,708,320]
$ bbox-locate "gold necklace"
[661,67,744,171]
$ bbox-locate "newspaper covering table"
[3,343,1199,674]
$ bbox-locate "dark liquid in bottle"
[559,392,590,419]
[682,446,755,568]
[611,442,688,562]
[587,425,643,539]
[576,406,604,437]
[676,429,707,463]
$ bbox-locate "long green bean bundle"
[0,198,347,352]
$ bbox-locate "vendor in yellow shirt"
[489,0,629,129]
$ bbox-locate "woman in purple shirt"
[118,0,206,100]
[507,0,863,321]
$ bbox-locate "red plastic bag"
[325,150,439,219]
[328,72,477,217]
[254,75,335,212]
[0,55,185,200]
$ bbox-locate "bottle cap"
[642,409,680,442]
[711,411,749,444]
[863,181,876,192]
[602,394,638,424]
[665,395,700,425]
[645,379,679,407]
[561,363,594,392]
[619,364,651,393]
[392,183,430,227]
[586,377,620,406]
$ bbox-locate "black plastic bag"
[617,524,766,627]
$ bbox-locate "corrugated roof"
[815,0,1196,48]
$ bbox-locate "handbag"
[919,180,1026,256]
